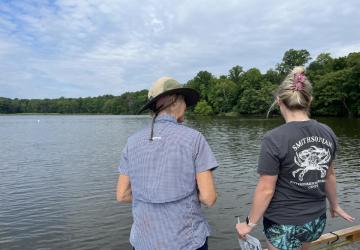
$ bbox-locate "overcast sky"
[1,0,360,99]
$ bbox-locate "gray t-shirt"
[258,119,337,225]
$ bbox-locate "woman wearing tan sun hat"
[116,76,218,250]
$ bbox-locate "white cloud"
[0,0,359,98]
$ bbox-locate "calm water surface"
[0,115,359,250]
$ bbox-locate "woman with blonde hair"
[236,67,354,250]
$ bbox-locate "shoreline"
[0,113,359,119]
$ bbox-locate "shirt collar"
[155,114,178,124]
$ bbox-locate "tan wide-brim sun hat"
[139,76,200,113]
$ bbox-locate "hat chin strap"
[149,96,178,141]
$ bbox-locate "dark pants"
[133,237,208,250]
[197,237,208,250]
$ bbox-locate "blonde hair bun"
[269,65,313,113]
[292,66,305,74]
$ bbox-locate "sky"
[0,0,360,99]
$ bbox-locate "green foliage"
[194,100,213,115]
[207,78,238,113]
[228,65,243,84]
[264,68,282,85]
[235,83,276,114]
[0,97,12,113]
[276,49,311,75]
[307,53,334,82]
[186,71,215,101]
[240,68,263,90]
[0,91,147,115]
[312,70,348,116]
[1,50,359,117]
[313,67,360,117]
[347,52,360,67]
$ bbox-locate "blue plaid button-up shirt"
[119,115,218,250]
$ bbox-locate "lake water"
[0,115,359,250]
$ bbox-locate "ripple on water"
[0,115,359,250]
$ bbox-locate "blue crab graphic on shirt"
[292,146,331,181]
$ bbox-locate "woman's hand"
[330,205,355,222]
[236,223,253,240]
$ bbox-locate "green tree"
[186,71,215,101]
[102,98,115,114]
[276,49,311,75]
[194,100,213,115]
[228,65,244,84]
[235,83,276,114]
[0,97,11,113]
[332,56,347,71]
[312,69,354,117]
[264,68,282,85]
[125,90,148,114]
[1,50,359,117]
[347,52,360,67]
[307,53,334,82]
[240,68,264,91]
[208,78,238,113]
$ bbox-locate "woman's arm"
[236,174,277,238]
[248,175,277,223]
[325,162,354,222]
[196,170,217,207]
[116,174,132,203]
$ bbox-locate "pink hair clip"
[292,72,305,91]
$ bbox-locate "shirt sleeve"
[322,123,339,161]
[194,133,218,173]
[118,144,129,176]
[330,130,338,161]
[257,135,280,175]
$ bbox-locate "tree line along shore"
[1,49,359,117]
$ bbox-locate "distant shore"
[1,113,359,120]
[1,50,360,118]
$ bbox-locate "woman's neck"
[158,110,184,123]
[158,110,176,118]
[281,108,310,123]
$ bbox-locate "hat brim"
[138,87,200,113]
